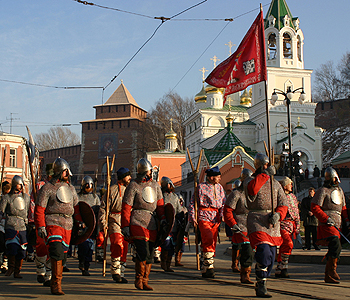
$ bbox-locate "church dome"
[195,83,207,103]
[226,111,234,125]
[165,122,177,140]
[205,84,224,94]
[240,89,252,106]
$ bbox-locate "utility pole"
[7,113,19,134]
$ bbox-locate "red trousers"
[96,232,128,262]
[35,230,48,257]
[277,229,293,262]
[198,221,220,253]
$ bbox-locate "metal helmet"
[254,153,269,169]
[160,176,175,189]
[136,158,152,174]
[240,168,253,182]
[81,176,94,189]
[11,175,24,188]
[52,157,72,177]
[324,167,341,184]
[233,179,241,189]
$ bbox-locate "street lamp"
[270,86,306,179]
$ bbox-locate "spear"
[187,148,203,271]
[102,154,115,277]
[26,126,37,201]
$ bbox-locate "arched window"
[283,33,292,58]
[268,33,277,60]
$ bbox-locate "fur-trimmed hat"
[279,176,293,187]
[205,166,221,177]
[117,167,131,180]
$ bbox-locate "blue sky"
[1,0,349,139]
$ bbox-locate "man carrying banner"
[244,154,287,298]
[98,167,131,283]
[0,176,30,279]
[77,176,100,276]
[189,166,226,279]
[224,169,254,284]
[121,158,165,291]
[311,167,350,284]
[35,157,83,295]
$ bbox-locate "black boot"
[255,279,272,298]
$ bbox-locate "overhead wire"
[0,78,103,90]
[103,0,208,90]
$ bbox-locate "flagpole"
[261,6,274,214]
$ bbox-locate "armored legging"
[326,236,341,259]
[277,229,294,262]
[255,244,276,279]
[232,243,254,268]
[198,221,220,253]
[133,239,154,264]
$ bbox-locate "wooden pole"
[187,148,203,271]
[102,155,114,276]
[264,80,275,213]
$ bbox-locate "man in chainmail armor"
[311,167,350,284]
[34,157,83,295]
[77,176,100,276]
[160,176,182,272]
[244,153,287,298]
[275,176,300,279]
[0,176,30,279]
[121,158,165,291]
[224,168,254,284]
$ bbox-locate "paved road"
[1,234,350,299]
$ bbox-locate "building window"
[123,105,126,112]
[95,122,98,130]
[108,106,111,113]
[111,121,114,129]
[116,106,118,112]
[267,33,277,60]
[101,107,103,113]
[10,148,16,167]
[283,33,292,58]
[128,120,130,127]
[87,123,90,130]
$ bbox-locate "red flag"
[205,10,267,102]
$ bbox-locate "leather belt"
[249,209,272,213]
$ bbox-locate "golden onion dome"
[195,83,207,103]
[205,84,224,94]
[240,88,252,106]
[165,119,177,140]
[226,111,234,125]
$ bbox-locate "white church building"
[180,0,323,200]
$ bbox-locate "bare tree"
[339,51,350,97]
[313,61,342,102]
[35,127,80,151]
[142,91,195,151]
